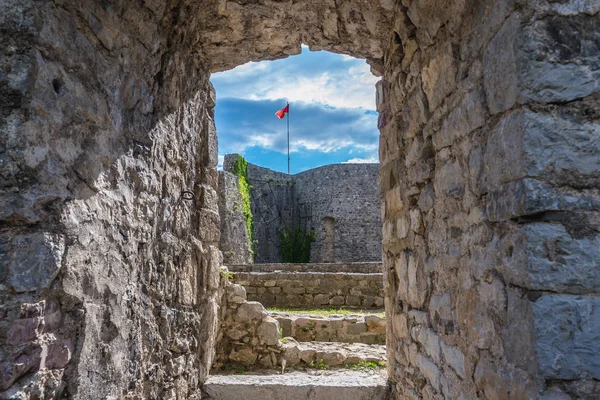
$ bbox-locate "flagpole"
[287,102,290,175]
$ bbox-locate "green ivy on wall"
[278,226,316,263]
[231,155,255,258]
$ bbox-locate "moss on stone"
[230,155,255,258]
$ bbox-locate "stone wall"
[218,171,253,264]
[225,156,382,263]
[233,270,384,309]
[295,164,382,263]
[1,1,223,398]
[215,280,283,370]
[378,1,600,399]
[273,312,386,345]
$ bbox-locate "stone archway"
[1,0,598,399]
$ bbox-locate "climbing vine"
[278,226,316,263]
[231,155,255,257]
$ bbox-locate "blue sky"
[211,45,380,173]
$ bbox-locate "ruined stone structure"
[216,275,386,371]
[2,0,599,399]
[224,155,382,264]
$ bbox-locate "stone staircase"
[205,334,389,399]
[205,279,389,399]
[206,313,389,399]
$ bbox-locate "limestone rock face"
[1,0,223,398]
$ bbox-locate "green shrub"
[278,226,316,263]
[231,155,255,259]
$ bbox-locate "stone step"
[281,340,387,368]
[204,369,389,400]
[272,311,386,344]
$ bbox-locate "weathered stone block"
[416,353,442,392]
[329,296,345,306]
[393,312,408,338]
[274,316,293,338]
[533,294,600,380]
[197,209,220,242]
[421,41,457,111]
[386,187,405,217]
[226,284,247,305]
[267,287,282,294]
[235,302,267,322]
[481,109,600,190]
[502,288,537,375]
[346,296,361,307]
[429,292,452,333]
[434,161,464,200]
[519,14,600,104]
[229,347,258,366]
[0,233,65,293]
[413,327,441,364]
[434,91,486,150]
[407,254,428,309]
[440,341,466,379]
[347,322,367,335]
[257,317,280,346]
[483,13,519,114]
[486,178,600,222]
[505,223,600,293]
[314,330,330,342]
[312,294,329,306]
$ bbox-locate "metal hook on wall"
[181,190,194,201]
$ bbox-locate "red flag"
[275,104,289,120]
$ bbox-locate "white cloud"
[217,154,224,170]
[214,98,379,156]
[343,156,379,164]
[211,48,379,110]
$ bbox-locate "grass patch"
[345,360,387,370]
[310,359,329,370]
[267,307,385,317]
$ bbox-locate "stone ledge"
[227,262,383,274]
[272,313,386,345]
[204,369,388,400]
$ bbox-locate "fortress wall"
[224,158,382,264]
[295,163,382,263]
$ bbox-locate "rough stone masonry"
[1,1,599,400]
